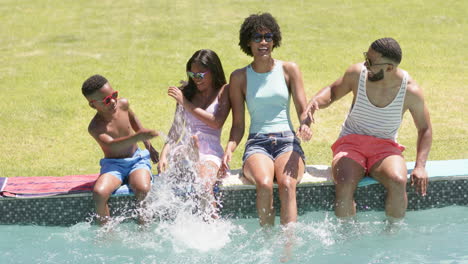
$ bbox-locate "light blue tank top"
[246,60,294,134]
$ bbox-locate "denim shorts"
[242,131,306,163]
[99,148,152,183]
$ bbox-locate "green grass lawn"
[1,0,466,177]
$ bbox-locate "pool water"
[1,205,467,264]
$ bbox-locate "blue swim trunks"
[99,148,152,183]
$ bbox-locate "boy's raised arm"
[127,105,159,163]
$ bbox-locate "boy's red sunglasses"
[92,91,118,105]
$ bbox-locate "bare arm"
[127,101,159,163]
[406,79,432,195]
[219,69,246,174]
[89,124,157,156]
[128,105,155,148]
[167,85,231,129]
[226,70,246,152]
[89,99,157,153]
[283,61,312,141]
[306,64,359,120]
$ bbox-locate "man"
[307,38,432,222]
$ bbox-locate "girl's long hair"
[182,49,227,101]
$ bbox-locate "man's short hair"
[82,74,108,97]
[371,38,402,64]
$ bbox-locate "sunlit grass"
[0,0,466,177]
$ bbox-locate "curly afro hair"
[238,12,282,57]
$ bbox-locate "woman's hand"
[296,123,312,141]
[168,86,184,105]
[157,154,168,174]
[218,150,232,179]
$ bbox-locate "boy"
[82,74,159,225]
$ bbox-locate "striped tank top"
[339,65,408,142]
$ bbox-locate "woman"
[220,13,312,226]
[158,49,230,215]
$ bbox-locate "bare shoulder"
[218,83,229,94]
[229,67,247,96]
[217,83,230,100]
[406,74,422,94]
[87,115,104,138]
[230,67,247,82]
[118,98,130,111]
[400,72,427,114]
[404,73,425,102]
[344,63,362,78]
[399,72,431,126]
[281,61,301,81]
[282,61,300,71]
[338,63,362,90]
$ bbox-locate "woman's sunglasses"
[252,33,274,43]
[187,71,209,79]
[92,91,118,105]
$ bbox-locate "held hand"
[147,144,160,164]
[296,123,312,141]
[305,100,319,123]
[167,86,184,105]
[218,150,232,179]
[410,167,428,196]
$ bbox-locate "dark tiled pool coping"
[2,160,467,226]
[1,175,467,226]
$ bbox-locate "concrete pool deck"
[0,159,467,226]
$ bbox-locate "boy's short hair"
[82,74,108,97]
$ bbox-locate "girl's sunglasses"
[252,33,274,43]
[92,91,118,105]
[187,71,209,79]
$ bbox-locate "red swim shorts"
[331,134,405,174]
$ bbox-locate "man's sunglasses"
[187,71,209,79]
[92,91,118,105]
[363,52,393,67]
[252,33,274,43]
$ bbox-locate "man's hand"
[410,167,428,196]
[305,100,319,124]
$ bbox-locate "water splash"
[95,114,235,251]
